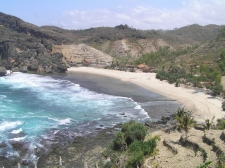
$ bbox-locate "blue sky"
[0,0,224,30]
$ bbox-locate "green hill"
[0,12,225,73]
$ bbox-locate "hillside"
[0,12,225,73]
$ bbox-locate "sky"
[0,0,224,30]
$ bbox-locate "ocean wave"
[10,128,22,134]
[9,136,27,141]
[0,121,23,132]
[134,104,142,109]
[54,118,71,125]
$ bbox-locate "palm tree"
[175,108,187,131]
[175,109,196,137]
[203,116,215,131]
[180,113,196,137]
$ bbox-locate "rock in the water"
[11,67,19,72]
[0,67,7,76]
[0,142,7,148]
[57,64,67,72]
[22,160,29,165]
[19,66,28,73]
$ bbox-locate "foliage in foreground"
[101,120,158,168]
[196,161,212,168]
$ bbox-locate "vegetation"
[101,120,159,167]
[156,61,224,95]
[216,118,225,130]
[197,161,212,168]
[203,116,215,131]
[216,154,225,168]
[222,101,225,111]
[175,108,196,137]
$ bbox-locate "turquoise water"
[0,72,149,162]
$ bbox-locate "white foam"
[10,128,22,134]
[134,105,142,109]
[58,118,71,125]
[9,136,27,141]
[6,70,11,75]
[46,117,71,125]
[0,121,23,132]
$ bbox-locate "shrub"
[222,101,225,111]
[113,131,126,151]
[216,118,225,130]
[102,120,158,168]
[203,116,215,131]
[212,84,223,96]
[121,120,147,145]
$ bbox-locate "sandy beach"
[68,67,225,122]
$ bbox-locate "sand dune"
[68,67,225,122]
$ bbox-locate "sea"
[0,72,150,164]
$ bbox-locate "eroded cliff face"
[91,38,175,60]
[52,44,113,68]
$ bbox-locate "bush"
[212,84,223,96]
[222,102,225,111]
[121,120,147,145]
[126,139,157,167]
[113,131,126,151]
[102,120,158,168]
[216,118,225,130]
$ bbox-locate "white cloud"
[60,0,225,30]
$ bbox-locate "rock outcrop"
[19,66,28,73]
[0,67,6,76]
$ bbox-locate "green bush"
[121,120,147,145]
[216,118,225,130]
[212,84,223,96]
[102,120,157,167]
[113,131,126,151]
[126,139,157,167]
[222,101,225,111]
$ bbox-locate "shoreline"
[68,67,225,122]
[51,70,181,120]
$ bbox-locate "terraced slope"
[144,128,225,168]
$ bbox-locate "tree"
[175,109,196,137]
